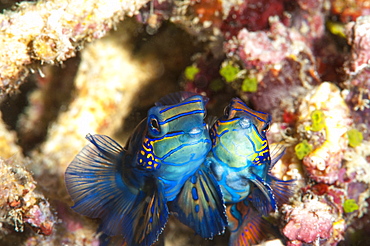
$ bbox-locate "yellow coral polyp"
[347,128,363,147]
[295,140,313,160]
[310,109,325,131]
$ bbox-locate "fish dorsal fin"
[155,91,208,106]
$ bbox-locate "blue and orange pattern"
[207,97,295,246]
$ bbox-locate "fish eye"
[223,105,231,118]
[149,117,161,134]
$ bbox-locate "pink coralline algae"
[343,16,370,137]
[346,16,370,73]
[226,18,320,118]
[221,0,286,38]
[282,194,345,246]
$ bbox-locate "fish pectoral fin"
[65,134,168,246]
[249,174,277,215]
[169,164,228,239]
[228,201,276,246]
[267,174,296,205]
[127,179,169,246]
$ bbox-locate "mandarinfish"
[65,92,227,246]
[207,98,295,246]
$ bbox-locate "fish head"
[210,98,271,174]
[141,93,211,168]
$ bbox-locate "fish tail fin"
[228,201,275,246]
[65,134,168,246]
[65,134,135,221]
[169,164,227,238]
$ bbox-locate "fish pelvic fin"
[169,164,228,238]
[65,134,168,246]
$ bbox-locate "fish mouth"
[179,127,205,142]
[188,127,202,136]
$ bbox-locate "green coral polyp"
[295,140,312,160]
[310,110,325,131]
[347,129,363,147]
[220,62,240,83]
[241,77,258,92]
[343,199,359,213]
[184,65,200,81]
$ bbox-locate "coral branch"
[0,0,149,94]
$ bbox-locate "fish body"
[209,97,273,204]
[125,93,212,201]
[207,98,295,245]
[65,92,218,246]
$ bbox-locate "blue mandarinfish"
[207,97,295,246]
[65,92,227,246]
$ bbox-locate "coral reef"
[282,194,345,246]
[298,82,351,184]
[0,157,55,242]
[0,0,370,245]
[0,0,149,94]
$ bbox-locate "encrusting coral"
[0,0,150,94]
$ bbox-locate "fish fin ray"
[170,165,227,238]
[269,143,286,167]
[125,180,169,246]
[65,134,136,221]
[249,174,277,215]
[66,134,168,245]
[267,174,296,205]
